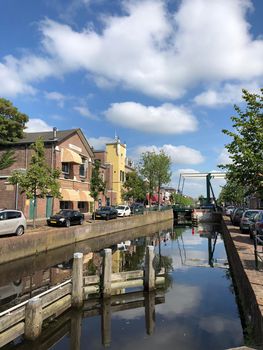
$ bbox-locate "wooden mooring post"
[144,245,155,291]
[24,297,43,340]
[102,248,112,298]
[72,252,84,308]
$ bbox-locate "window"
[79,158,86,177]
[0,212,6,220]
[60,201,71,209]
[120,170,125,182]
[6,211,21,219]
[78,202,87,213]
[62,163,70,174]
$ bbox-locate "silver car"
[0,209,26,236]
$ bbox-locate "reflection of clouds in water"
[199,315,242,336]
[157,284,202,318]
[112,283,201,321]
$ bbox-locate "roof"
[3,128,94,157]
[11,129,76,144]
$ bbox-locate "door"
[46,196,53,218]
[29,198,37,220]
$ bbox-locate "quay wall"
[0,210,173,265]
[222,218,263,346]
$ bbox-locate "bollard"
[144,245,155,291]
[102,249,112,297]
[24,297,43,340]
[72,252,84,307]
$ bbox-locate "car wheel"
[79,218,84,225]
[16,225,24,236]
[106,215,109,221]
[65,220,70,227]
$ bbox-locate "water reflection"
[1,223,245,350]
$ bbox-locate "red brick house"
[0,128,109,219]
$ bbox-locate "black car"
[47,210,84,227]
[130,203,144,215]
[95,206,118,220]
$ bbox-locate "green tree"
[220,89,263,197]
[217,179,245,206]
[0,98,28,170]
[90,160,106,219]
[122,170,147,203]
[9,138,61,228]
[140,150,172,207]
[170,192,194,206]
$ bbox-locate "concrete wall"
[0,210,173,264]
[222,219,263,345]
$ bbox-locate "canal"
[1,221,245,349]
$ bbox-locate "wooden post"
[102,249,112,297]
[72,252,83,308]
[24,297,43,340]
[144,245,155,291]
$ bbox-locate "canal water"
[1,222,245,349]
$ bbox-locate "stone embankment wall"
[222,218,263,346]
[0,210,173,264]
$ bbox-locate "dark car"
[95,206,118,220]
[47,210,84,227]
[130,203,144,215]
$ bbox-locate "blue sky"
[0,0,262,197]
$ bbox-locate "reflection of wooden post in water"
[144,291,155,335]
[70,310,82,350]
[101,297,111,347]
[72,252,84,307]
[144,245,155,291]
[103,249,112,297]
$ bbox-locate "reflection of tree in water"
[122,243,147,271]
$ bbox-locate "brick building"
[0,128,109,219]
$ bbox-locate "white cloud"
[1,0,263,99]
[74,106,98,120]
[88,136,114,149]
[26,119,53,132]
[45,91,66,107]
[135,145,204,165]
[105,102,198,134]
[194,81,261,107]
[217,148,232,165]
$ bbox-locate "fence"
[0,246,165,348]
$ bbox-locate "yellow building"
[106,138,127,204]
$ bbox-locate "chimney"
[53,127,57,140]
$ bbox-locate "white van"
[0,209,26,236]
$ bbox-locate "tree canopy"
[220,89,263,197]
[217,179,245,206]
[0,98,29,170]
[9,138,61,227]
[122,170,147,203]
[140,150,172,205]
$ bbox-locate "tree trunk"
[93,199,96,220]
[158,182,161,210]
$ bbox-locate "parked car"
[115,205,131,217]
[225,206,235,216]
[130,203,144,215]
[95,206,118,220]
[249,211,263,239]
[47,210,84,227]
[239,209,260,233]
[0,209,26,236]
[231,207,246,226]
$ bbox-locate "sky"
[0,0,262,198]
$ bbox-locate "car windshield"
[100,207,111,211]
[116,206,125,210]
[58,210,72,217]
[244,210,259,218]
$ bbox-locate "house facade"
[0,128,107,219]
